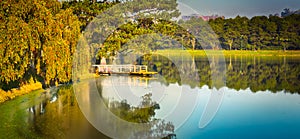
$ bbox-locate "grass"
[153,49,300,56]
[0,77,43,104]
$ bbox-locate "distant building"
[182,14,224,21]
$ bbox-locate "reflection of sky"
[102,76,177,106]
[177,87,300,139]
[179,0,300,18]
[102,76,184,119]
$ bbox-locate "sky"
[178,0,300,18]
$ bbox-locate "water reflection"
[99,77,176,138]
[107,93,176,138]
[20,87,109,139]
[0,55,300,139]
[142,55,300,93]
[27,88,58,116]
[72,76,178,138]
[24,84,176,139]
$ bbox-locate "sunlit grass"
[0,77,43,104]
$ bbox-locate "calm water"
[0,55,300,139]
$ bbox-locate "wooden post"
[134,65,136,72]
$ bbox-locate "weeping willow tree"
[0,0,81,89]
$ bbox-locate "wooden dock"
[92,64,157,76]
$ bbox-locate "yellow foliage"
[0,78,43,104]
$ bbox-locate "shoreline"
[0,73,98,104]
[0,82,44,104]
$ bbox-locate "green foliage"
[209,14,300,50]
[100,9,300,59]
[100,18,193,58]
[62,0,119,31]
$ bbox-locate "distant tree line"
[98,9,300,54]
[208,14,300,51]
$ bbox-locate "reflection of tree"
[133,119,176,139]
[96,77,176,139]
[26,86,73,138]
[104,93,175,138]
[25,86,110,138]
[108,93,158,123]
[146,54,210,88]
[145,54,201,88]
[141,55,300,94]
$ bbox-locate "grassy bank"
[0,73,98,104]
[0,78,43,104]
[154,50,300,56]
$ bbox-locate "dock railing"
[92,64,148,74]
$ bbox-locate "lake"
[1,55,300,139]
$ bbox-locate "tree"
[0,0,81,88]
[0,16,31,83]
